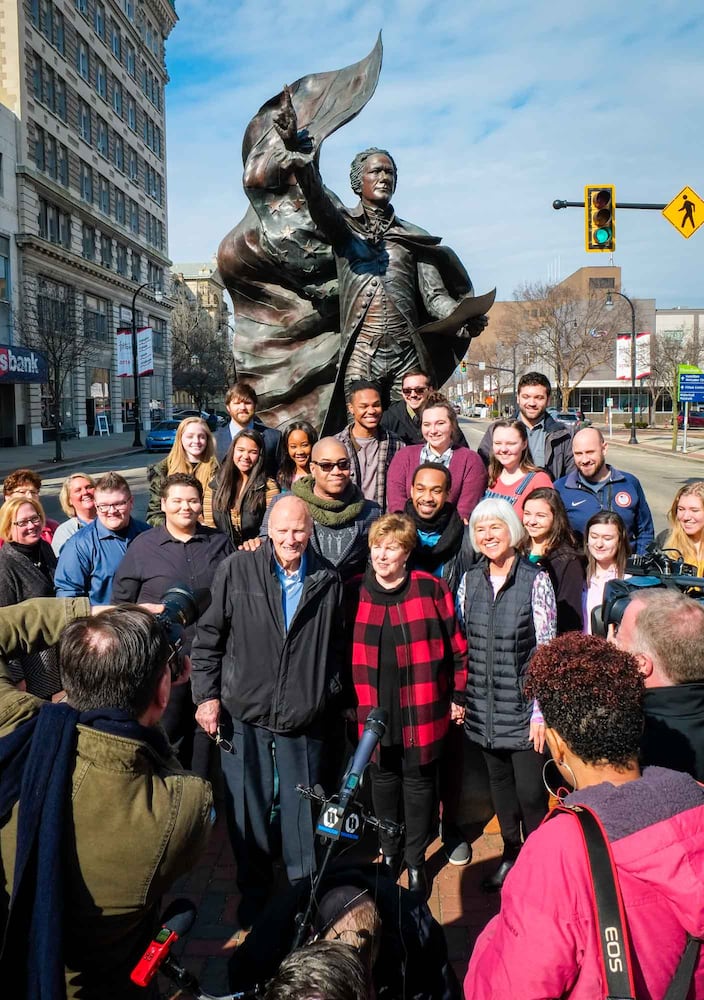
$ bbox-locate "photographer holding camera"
[0,596,213,999]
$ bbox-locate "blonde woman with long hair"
[146,417,218,526]
[658,481,704,575]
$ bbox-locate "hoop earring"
[542,756,578,799]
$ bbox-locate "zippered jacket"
[553,467,654,554]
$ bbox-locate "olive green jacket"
[0,598,213,999]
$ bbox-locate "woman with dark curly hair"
[522,487,585,633]
[465,631,704,1000]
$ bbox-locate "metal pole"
[131,281,151,448]
[607,290,638,445]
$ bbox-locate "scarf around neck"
[404,499,465,573]
[292,475,366,527]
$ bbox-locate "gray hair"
[349,148,397,196]
[469,497,526,552]
[631,589,704,684]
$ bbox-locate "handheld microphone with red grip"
[130,899,196,988]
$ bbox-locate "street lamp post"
[130,281,162,447]
[606,290,638,445]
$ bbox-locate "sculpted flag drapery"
[218,36,492,432]
[217,38,384,429]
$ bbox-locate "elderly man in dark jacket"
[191,495,347,929]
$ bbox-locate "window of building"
[574,389,605,414]
[82,223,96,261]
[0,237,9,302]
[45,133,57,178]
[0,153,4,197]
[56,77,67,120]
[128,148,138,181]
[129,199,139,234]
[34,125,45,171]
[589,277,616,290]
[123,0,135,22]
[58,143,68,186]
[79,101,91,143]
[80,161,93,203]
[147,261,163,291]
[53,8,65,54]
[131,251,141,282]
[97,117,108,158]
[127,97,136,131]
[96,59,107,100]
[84,294,108,340]
[31,0,40,27]
[94,2,105,39]
[112,78,122,117]
[126,42,136,77]
[38,199,71,248]
[111,22,121,59]
[76,39,89,80]
[115,189,125,224]
[43,63,55,110]
[150,315,166,354]
[75,0,87,14]
[114,134,124,172]
[101,233,113,269]
[99,176,110,215]
[116,243,128,276]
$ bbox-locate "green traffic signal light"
[585,185,616,252]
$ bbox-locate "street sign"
[678,373,704,402]
[663,186,704,239]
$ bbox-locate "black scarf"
[404,499,464,574]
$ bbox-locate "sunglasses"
[401,386,429,397]
[312,459,351,472]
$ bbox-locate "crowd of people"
[1,370,704,998]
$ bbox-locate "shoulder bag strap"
[548,803,636,1000]
[663,935,702,1000]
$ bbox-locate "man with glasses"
[336,380,404,508]
[55,472,149,605]
[2,468,59,545]
[380,370,432,445]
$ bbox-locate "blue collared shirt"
[54,516,150,605]
[272,550,307,630]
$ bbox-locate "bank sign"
[0,344,48,383]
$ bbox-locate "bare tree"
[171,280,231,411]
[18,276,95,462]
[508,280,624,408]
[646,326,703,417]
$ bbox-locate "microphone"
[337,708,388,813]
[130,899,197,988]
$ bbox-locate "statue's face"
[360,154,396,206]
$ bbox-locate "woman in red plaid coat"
[346,513,467,900]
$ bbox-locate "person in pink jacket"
[465,631,704,1000]
[386,394,486,521]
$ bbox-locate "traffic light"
[585,185,616,252]
[460,361,467,374]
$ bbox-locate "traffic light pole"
[553,200,666,210]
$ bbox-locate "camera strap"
[548,803,701,1000]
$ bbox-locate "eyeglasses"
[312,459,351,472]
[96,501,130,513]
[401,386,430,397]
[13,515,42,528]
[207,726,234,754]
[10,488,40,498]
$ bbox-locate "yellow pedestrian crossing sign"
[663,186,704,238]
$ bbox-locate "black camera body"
[591,545,704,637]
[154,586,211,678]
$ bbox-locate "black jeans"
[439,722,464,830]
[370,745,438,868]
[161,680,213,780]
[219,717,323,905]
[481,746,548,858]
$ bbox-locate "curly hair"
[349,148,397,196]
[3,468,42,496]
[525,633,644,767]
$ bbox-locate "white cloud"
[165,0,704,306]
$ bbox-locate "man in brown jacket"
[0,597,212,999]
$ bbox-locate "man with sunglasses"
[55,472,149,605]
[381,370,470,448]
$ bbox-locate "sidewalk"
[0,431,145,480]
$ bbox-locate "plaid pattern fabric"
[336,425,405,509]
[347,570,467,764]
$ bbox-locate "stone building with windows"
[0,0,176,444]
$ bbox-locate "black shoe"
[481,859,516,892]
[380,853,402,880]
[407,864,429,899]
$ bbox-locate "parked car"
[677,409,704,428]
[145,420,180,452]
[554,412,592,429]
[472,403,489,418]
[172,408,219,431]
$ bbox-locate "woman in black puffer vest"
[456,497,556,892]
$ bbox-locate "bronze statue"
[218,36,493,433]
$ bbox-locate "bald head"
[268,495,312,572]
[572,426,608,481]
[311,437,351,500]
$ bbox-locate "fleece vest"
[462,557,540,750]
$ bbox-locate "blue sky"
[165,1,704,307]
